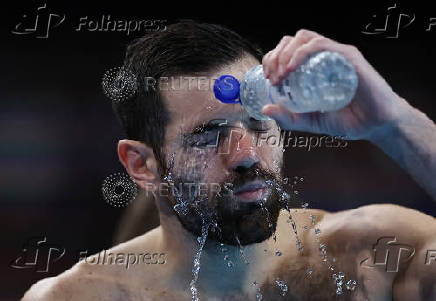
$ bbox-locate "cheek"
[258,143,284,174]
[171,148,224,182]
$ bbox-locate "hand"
[261,29,412,141]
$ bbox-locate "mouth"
[233,180,270,202]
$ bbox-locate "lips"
[233,181,270,201]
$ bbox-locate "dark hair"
[112,19,263,174]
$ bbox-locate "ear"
[117,139,159,192]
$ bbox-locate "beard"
[164,163,287,246]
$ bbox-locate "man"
[23,20,436,301]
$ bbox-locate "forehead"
[162,55,259,140]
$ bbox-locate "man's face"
[159,56,287,245]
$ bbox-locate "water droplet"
[189,221,209,301]
[298,243,304,252]
[310,214,316,225]
[253,281,263,301]
[275,278,288,296]
[346,279,357,291]
[256,292,263,301]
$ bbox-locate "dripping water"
[189,220,210,301]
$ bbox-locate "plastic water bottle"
[213,51,358,120]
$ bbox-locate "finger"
[286,36,347,73]
[274,30,321,84]
[262,36,293,79]
[262,104,296,131]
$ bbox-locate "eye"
[189,129,220,148]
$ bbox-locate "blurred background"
[1,1,435,300]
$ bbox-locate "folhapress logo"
[11,3,65,38]
[360,236,415,272]
[361,3,436,38]
[12,3,167,39]
[10,236,65,273]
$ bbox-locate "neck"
[157,199,273,297]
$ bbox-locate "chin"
[176,200,281,247]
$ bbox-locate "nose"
[226,127,260,172]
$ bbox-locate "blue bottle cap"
[213,75,240,104]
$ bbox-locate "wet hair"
[112,19,263,173]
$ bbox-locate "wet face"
[159,56,286,245]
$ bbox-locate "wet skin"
[22,30,436,300]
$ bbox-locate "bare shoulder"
[22,227,164,301]
[271,205,435,300]
[310,204,436,265]
[319,204,435,240]
[21,262,101,301]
